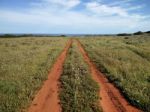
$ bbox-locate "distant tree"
[133,31,143,35]
[0,34,17,38]
[145,31,150,33]
[117,33,132,36]
[4,34,15,37]
[60,35,66,37]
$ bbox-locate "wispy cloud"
[86,2,128,16]
[0,0,149,33]
[85,1,146,17]
[31,0,81,10]
[110,0,134,6]
[109,0,145,12]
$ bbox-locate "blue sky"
[0,0,150,34]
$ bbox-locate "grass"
[80,35,150,112]
[59,41,102,112]
[1,35,149,112]
[0,37,67,112]
[122,35,150,61]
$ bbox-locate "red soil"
[76,40,142,112]
[28,39,72,112]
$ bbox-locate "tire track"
[28,39,72,112]
[76,39,142,112]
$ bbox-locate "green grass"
[0,37,67,112]
[80,35,150,112]
[121,35,150,61]
[1,35,149,112]
[59,41,102,112]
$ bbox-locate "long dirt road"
[28,39,72,112]
[28,39,142,112]
[76,40,142,112]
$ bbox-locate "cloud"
[85,1,146,17]
[31,0,81,10]
[86,2,128,16]
[126,5,145,11]
[110,0,134,6]
[0,0,149,33]
[109,0,145,11]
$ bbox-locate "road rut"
[28,39,72,112]
[76,40,142,112]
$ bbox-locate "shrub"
[117,33,132,36]
[133,31,143,35]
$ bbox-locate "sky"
[0,0,150,34]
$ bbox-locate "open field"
[80,34,150,112]
[0,35,149,112]
[0,37,68,112]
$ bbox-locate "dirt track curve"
[28,39,72,112]
[76,40,142,112]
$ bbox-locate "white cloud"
[109,0,145,11]
[110,0,134,6]
[0,0,149,33]
[31,0,81,10]
[126,5,145,11]
[85,1,148,21]
[86,2,128,16]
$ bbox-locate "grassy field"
[59,41,101,112]
[0,35,149,112]
[80,34,150,112]
[0,37,67,112]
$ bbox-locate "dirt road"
[76,40,142,112]
[28,39,72,112]
[28,39,141,112]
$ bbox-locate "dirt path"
[28,39,72,112]
[76,40,142,112]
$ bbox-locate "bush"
[117,33,132,36]
[145,31,150,33]
[133,31,143,35]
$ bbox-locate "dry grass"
[59,41,102,112]
[80,35,150,111]
[0,37,67,112]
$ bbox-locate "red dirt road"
[76,40,142,112]
[28,39,72,112]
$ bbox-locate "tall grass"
[59,41,102,112]
[80,35,150,112]
[0,37,67,112]
[121,35,150,61]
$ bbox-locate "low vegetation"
[59,41,101,112]
[80,35,150,112]
[117,33,132,36]
[133,31,144,35]
[0,37,67,112]
[1,34,149,112]
[122,35,150,61]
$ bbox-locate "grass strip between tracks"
[59,41,102,112]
